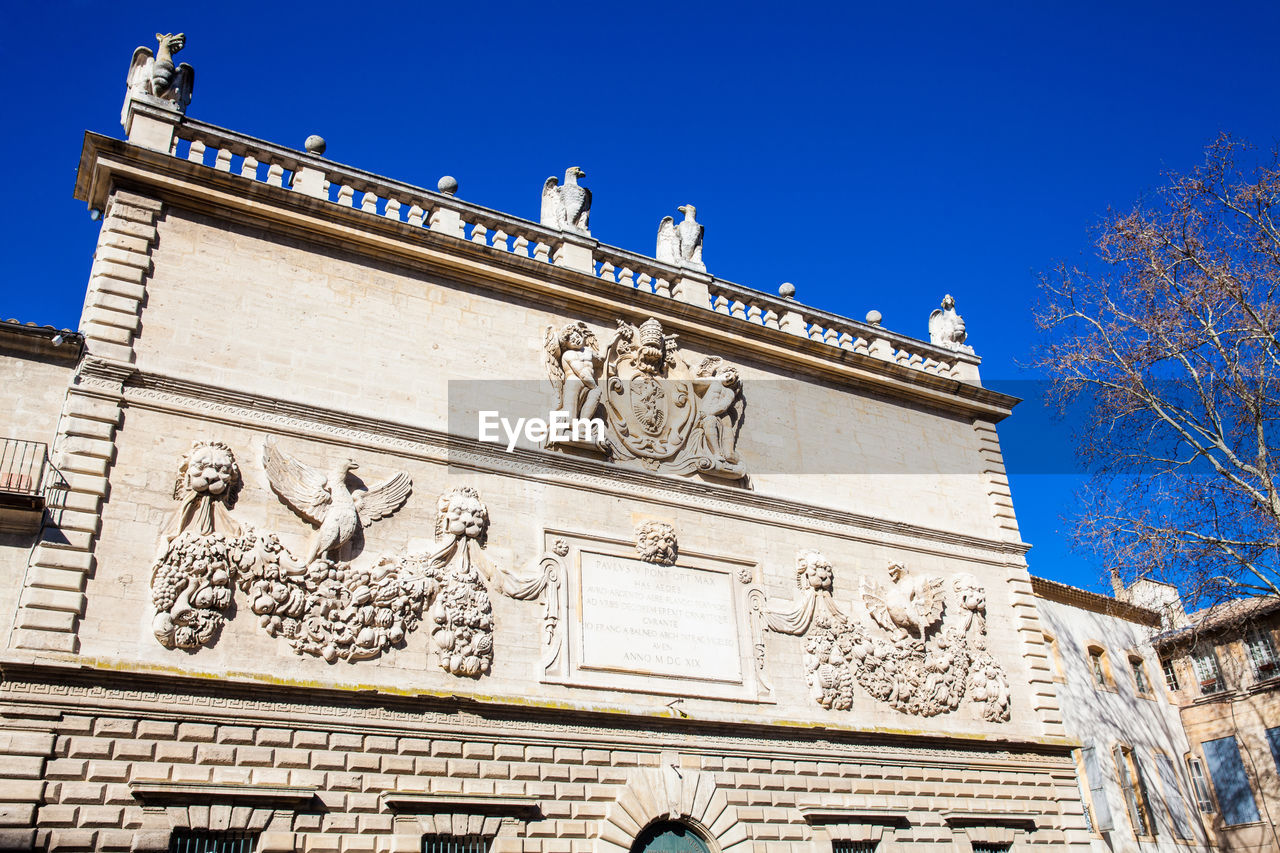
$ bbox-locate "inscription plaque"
[577,551,742,683]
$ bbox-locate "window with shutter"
[1113,745,1154,836]
[1155,753,1194,839]
[1265,727,1280,775]
[1081,746,1113,832]
[1201,737,1261,826]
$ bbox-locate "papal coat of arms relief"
[543,317,746,481]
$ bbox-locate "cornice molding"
[74,132,1017,423]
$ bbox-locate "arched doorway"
[630,822,710,853]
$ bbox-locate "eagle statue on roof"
[540,167,592,233]
[123,33,195,126]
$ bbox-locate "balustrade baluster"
[470,223,488,245]
[240,156,259,180]
[214,147,232,172]
[747,306,763,325]
[407,204,425,227]
[637,273,653,293]
[618,267,635,288]
[266,164,284,187]
[361,191,379,214]
[731,301,748,321]
[654,278,672,298]
[808,324,825,342]
[598,262,615,282]
[337,185,354,207]
[513,236,530,257]
[491,229,509,252]
[533,242,551,263]
[713,295,730,315]
[763,310,779,330]
[187,139,206,165]
[384,198,402,221]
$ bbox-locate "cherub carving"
[656,205,704,270]
[123,33,195,124]
[635,521,678,565]
[540,167,591,232]
[860,563,945,641]
[692,357,744,467]
[543,321,603,433]
[928,294,974,354]
[262,437,412,566]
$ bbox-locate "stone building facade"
[0,37,1088,853]
[1151,592,1280,853]
[1032,577,1213,853]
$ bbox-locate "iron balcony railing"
[0,438,48,499]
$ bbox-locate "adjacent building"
[0,35,1088,853]
[1033,577,1213,853]
[1151,591,1280,853]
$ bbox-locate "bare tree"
[1036,135,1280,604]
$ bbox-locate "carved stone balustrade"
[117,116,983,386]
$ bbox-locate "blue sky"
[4,2,1278,592]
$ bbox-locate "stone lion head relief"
[635,521,679,566]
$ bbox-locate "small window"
[1191,648,1225,694]
[832,843,878,853]
[1130,656,1152,696]
[1185,755,1215,813]
[422,837,490,853]
[1245,631,1278,680]
[1113,745,1155,837]
[1160,657,1180,691]
[1088,647,1111,689]
[169,831,257,853]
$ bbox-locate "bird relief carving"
[540,167,592,234]
[655,205,705,272]
[146,437,507,676]
[928,294,974,354]
[542,317,748,482]
[123,33,195,126]
[765,554,1011,722]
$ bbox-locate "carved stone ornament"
[765,555,1011,722]
[150,441,245,650]
[655,205,705,271]
[542,317,747,481]
[148,439,504,677]
[928,294,974,354]
[123,33,195,126]
[634,521,678,565]
[540,167,591,233]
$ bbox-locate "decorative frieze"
[767,553,1012,722]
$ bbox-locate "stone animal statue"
[656,205,704,270]
[262,437,412,565]
[124,33,195,119]
[928,294,973,353]
[860,563,945,641]
[541,167,592,232]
